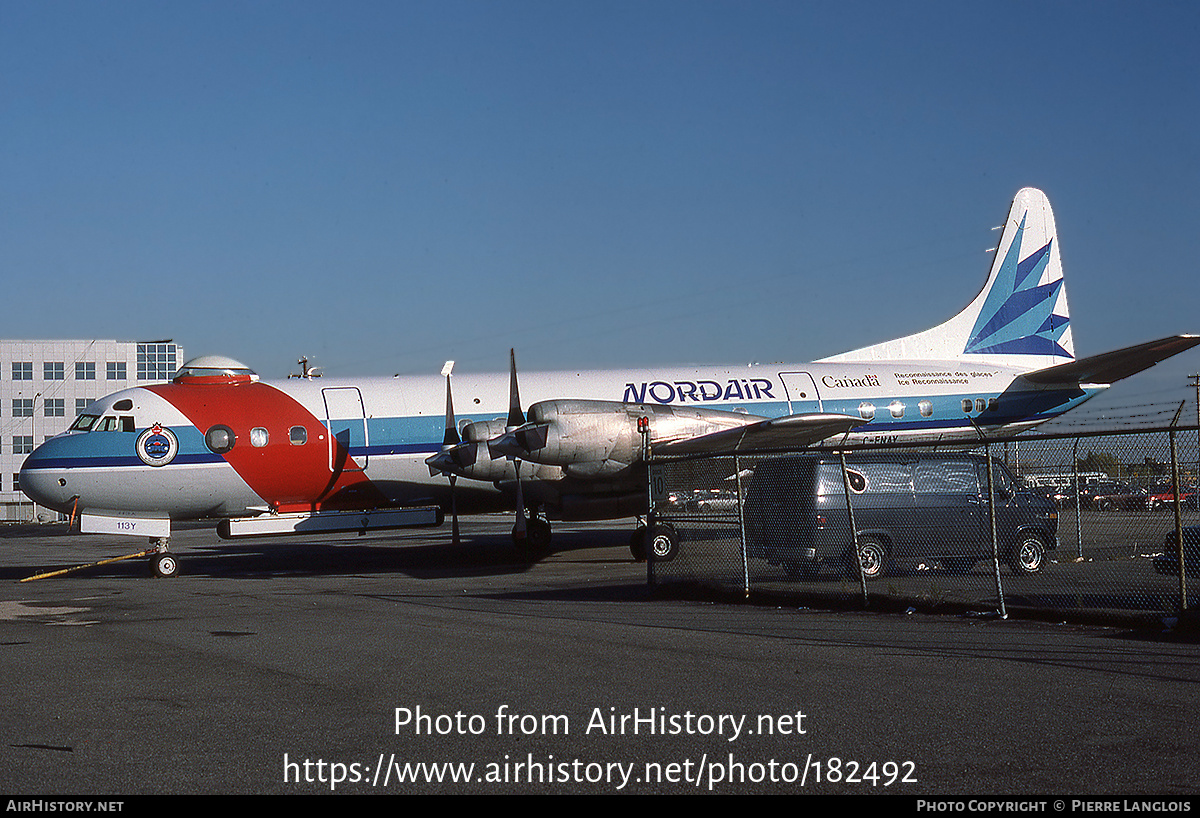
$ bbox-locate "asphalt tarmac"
[1,518,1197,795]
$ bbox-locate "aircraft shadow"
[0,525,639,582]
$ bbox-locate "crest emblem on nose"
[136,423,179,467]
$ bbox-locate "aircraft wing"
[1020,335,1200,386]
[652,413,865,457]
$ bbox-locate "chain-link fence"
[647,426,1199,625]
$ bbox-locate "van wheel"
[845,536,887,580]
[1009,535,1046,574]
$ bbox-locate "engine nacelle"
[428,442,563,484]
[428,418,524,482]
[462,418,509,445]
[493,400,759,479]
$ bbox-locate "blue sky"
[3,1,1198,413]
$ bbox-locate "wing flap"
[652,413,864,457]
[1020,335,1200,386]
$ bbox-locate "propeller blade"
[487,422,550,460]
[441,361,460,448]
[506,348,525,428]
[505,349,528,539]
[426,362,461,474]
[429,361,461,545]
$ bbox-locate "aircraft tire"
[648,523,679,562]
[527,517,552,552]
[630,526,648,561]
[512,517,552,561]
[152,553,179,579]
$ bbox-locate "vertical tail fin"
[820,188,1074,369]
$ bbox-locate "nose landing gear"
[150,538,179,578]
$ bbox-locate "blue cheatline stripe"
[22,452,226,470]
[26,386,1097,473]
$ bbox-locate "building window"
[12,399,33,418]
[12,362,32,380]
[107,361,127,380]
[12,436,33,455]
[44,362,64,380]
[137,343,178,382]
[44,399,64,417]
[75,362,96,380]
[76,398,93,414]
[12,473,19,492]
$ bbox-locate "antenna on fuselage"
[290,357,323,379]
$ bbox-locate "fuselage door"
[322,387,369,472]
[779,372,822,413]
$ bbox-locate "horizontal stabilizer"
[1020,335,1200,386]
[653,413,864,457]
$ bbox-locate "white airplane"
[19,188,1199,576]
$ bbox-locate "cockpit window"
[69,414,100,432]
[96,416,136,432]
[113,399,133,411]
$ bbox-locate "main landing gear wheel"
[647,523,679,562]
[152,552,179,578]
[630,526,648,561]
[512,515,552,561]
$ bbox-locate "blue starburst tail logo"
[963,213,1071,358]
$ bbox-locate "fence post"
[1072,437,1083,560]
[735,453,750,598]
[985,442,1008,619]
[1170,428,1188,613]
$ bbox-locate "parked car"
[1083,481,1148,511]
[1047,482,1087,509]
[1153,526,1200,575]
[1146,484,1199,511]
[744,452,1059,579]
